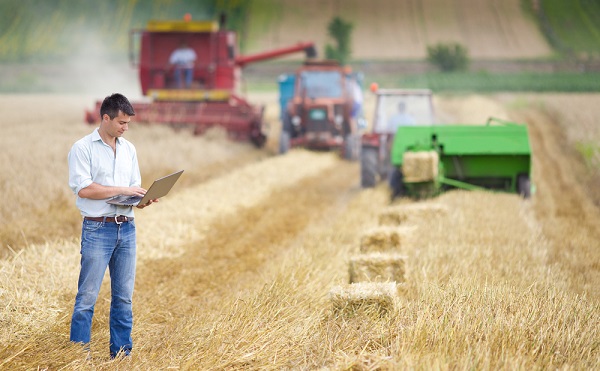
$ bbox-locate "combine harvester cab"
[390,117,533,199]
[85,14,315,148]
[278,60,365,160]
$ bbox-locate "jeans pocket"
[82,220,103,232]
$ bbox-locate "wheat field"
[0,93,599,370]
[246,0,551,60]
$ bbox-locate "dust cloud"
[61,26,142,99]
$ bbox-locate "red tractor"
[85,14,315,147]
[278,60,364,159]
[360,87,436,187]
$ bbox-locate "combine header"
[85,15,316,147]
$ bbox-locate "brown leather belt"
[84,216,133,223]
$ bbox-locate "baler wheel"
[389,168,406,199]
[517,174,531,199]
[360,146,378,187]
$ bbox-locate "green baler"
[390,118,533,198]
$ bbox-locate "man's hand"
[136,199,159,209]
[122,186,147,197]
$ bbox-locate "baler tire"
[360,146,378,188]
[517,174,531,199]
[389,168,405,199]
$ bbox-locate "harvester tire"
[360,146,378,187]
[517,174,531,199]
[279,130,291,154]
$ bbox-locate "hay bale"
[359,226,414,253]
[378,203,448,226]
[377,209,409,226]
[349,253,407,283]
[402,151,439,182]
[330,282,398,316]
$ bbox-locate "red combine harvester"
[85,15,315,147]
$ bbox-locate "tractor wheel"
[389,167,406,200]
[360,146,378,188]
[279,130,291,154]
[517,173,531,199]
[343,133,359,161]
[251,132,267,148]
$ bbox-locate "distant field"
[1,0,600,95]
[540,0,600,54]
[0,0,211,62]
[380,71,600,93]
[245,0,552,60]
[1,0,600,64]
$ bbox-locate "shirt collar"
[92,127,121,145]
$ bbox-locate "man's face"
[102,110,130,138]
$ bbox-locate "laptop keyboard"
[113,195,141,203]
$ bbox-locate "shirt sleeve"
[68,140,93,196]
[129,145,142,188]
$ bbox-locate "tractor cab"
[371,90,436,133]
[360,88,435,187]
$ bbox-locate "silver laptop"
[107,170,184,206]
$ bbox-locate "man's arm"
[78,183,147,200]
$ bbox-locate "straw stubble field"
[246,0,551,60]
[0,93,599,369]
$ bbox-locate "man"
[388,101,416,131]
[387,101,416,199]
[68,93,157,358]
[168,41,197,88]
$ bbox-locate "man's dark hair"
[100,93,135,120]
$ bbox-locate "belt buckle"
[115,215,124,225]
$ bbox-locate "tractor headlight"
[292,115,301,126]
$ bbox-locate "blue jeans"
[174,67,193,88]
[70,219,137,357]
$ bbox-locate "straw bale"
[402,151,439,183]
[349,252,407,283]
[329,282,398,316]
[359,226,415,253]
[378,203,448,226]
